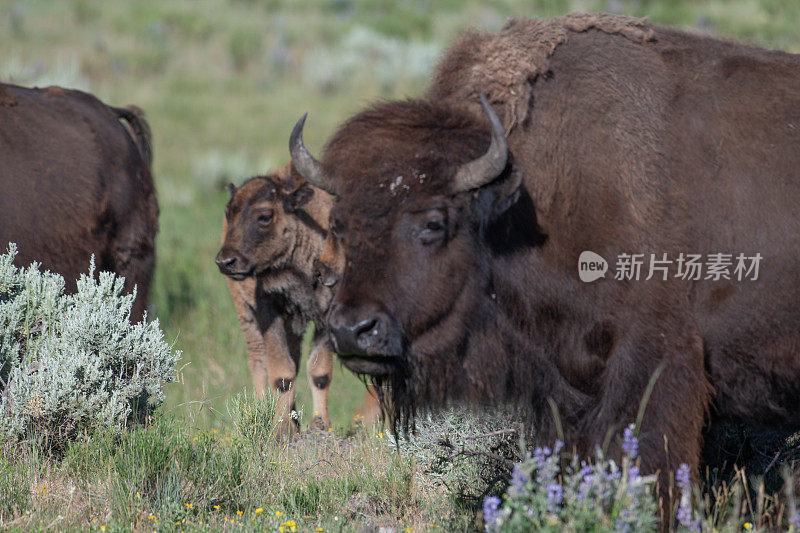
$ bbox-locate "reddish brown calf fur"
[218,163,380,435]
[295,13,800,510]
[0,83,158,322]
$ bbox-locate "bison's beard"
[369,366,418,437]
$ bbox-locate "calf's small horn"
[289,113,337,195]
[452,93,509,192]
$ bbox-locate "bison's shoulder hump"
[427,12,655,131]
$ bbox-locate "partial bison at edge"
[0,83,158,323]
[290,12,800,495]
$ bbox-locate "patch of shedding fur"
[427,12,654,131]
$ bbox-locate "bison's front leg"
[580,322,711,523]
[306,333,333,431]
[226,276,269,396]
[260,315,302,439]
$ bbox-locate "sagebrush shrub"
[0,244,179,446]
[390,405,525,510]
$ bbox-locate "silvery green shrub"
[0,244,179,445]
[302,26,440,92]
[389,406,524,507]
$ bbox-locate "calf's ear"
[227,183,238,199]
[470,163,523,225]
[283,184,314,213]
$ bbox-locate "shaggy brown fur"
[314,13,800,510]
[217,163,380,434]
[427,13,654,131]
[0,83,158,322]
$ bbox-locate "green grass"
[3,0,800,529]
[0,395,471,531]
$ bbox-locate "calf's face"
[216,174,313,280]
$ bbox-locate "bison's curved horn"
[452,94,509,193]
[289,113,337,195]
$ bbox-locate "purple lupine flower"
[533,446,552,468]
[789,511,800,529]
[532,446,545,466]
[577,464,594,501]
[676,502,700,531]
[554,440,564,453]
[614,509,631,532]
[483,496,502,530]
[546,482,563,507]
[622,426,638,459]
[510,464,528,491]
[675,463,691,490]
[627,465,640,481]
[577,478,592,501]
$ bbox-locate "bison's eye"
[419,214,446,246]
[425,220,444,232]
[257,210,274,227]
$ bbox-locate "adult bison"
[289,11,800,493]
[0,83,157,322]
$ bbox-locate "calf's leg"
[226,277,269,395]
[306,337,333,431]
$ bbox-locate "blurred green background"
[3,0,799,432]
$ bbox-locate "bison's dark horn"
[452,94,509,192]
[289,113,337,195]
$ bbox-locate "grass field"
[5,0,799,431]
[3,0,800,530]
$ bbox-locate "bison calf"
[217,163,340,435]
[0,83,157,322]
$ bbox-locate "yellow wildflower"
[214,505,220,510]
[237,510,243,516]
[184,503,193,509]
[255,508,263,514]
[275,510,282,517]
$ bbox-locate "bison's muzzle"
[215,247,252,280]
[328,302,403,374]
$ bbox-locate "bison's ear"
[227,183,238,199]
[283,184,314,213]
[470,164,523,225]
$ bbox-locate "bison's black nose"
[328,302,401,357]
[215,248,251,278]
